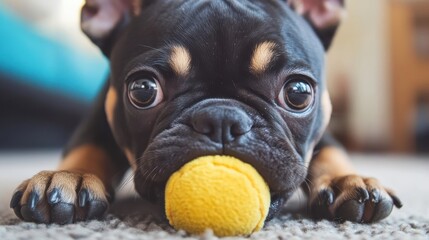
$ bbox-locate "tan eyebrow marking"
[170,45,191,77]
[250,41,277,75]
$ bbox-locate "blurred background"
[0,0,107,149]
[0,0,428,154]
[326,0,429,154]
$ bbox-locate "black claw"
[51,202,74,224]
[28,192,39,210]
[13,206,24,220]
[390,194,403,208]
[320,189,334,205]
[370,189,381,203]
[311,190,334,220]
[11,191,24,220]
[48,188,60,205]
[87,200,108,220]
[10,191,23,208]
[356,187,369,203]
[78,189,89,208]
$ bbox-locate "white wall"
[326,0,391,148]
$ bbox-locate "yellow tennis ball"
[165,155,270,237]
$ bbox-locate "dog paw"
[309,175,402,223]
[10,171,110,224]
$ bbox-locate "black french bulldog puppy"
[10,0,401,225]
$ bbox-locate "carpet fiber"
[0,152,428,239]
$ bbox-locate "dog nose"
[191,106,253,144]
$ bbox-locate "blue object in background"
[0,4,110,149]
[0,4,108,102]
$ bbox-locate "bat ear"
[81,0,143,56]
[288,0,346,50]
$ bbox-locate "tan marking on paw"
[21,171,52,203]
[330,175,367,211]
[47,172,81,203]
[250,41,277,75]
[105,86,117,128]
[363,178,383,191]
[332,174,366,189]
[170,46,191,77]
[81,174,109,201]
[364,178,391,203]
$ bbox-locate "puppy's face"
[104,0,332,210]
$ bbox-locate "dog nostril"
[231,121,252,136]
[191,106,253,143]
[192,118,214,135]
[222,121,251,143]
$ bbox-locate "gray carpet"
[0,152,428,239]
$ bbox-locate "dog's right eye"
[128,77,164,109]
[278,77,314,112]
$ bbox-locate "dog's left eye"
[128,77,164,109]
[278,79,314,112]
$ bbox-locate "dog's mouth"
[141,164,294,222]
[133,144,305,220]
[134,149,300,197]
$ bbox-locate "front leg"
[10,85,129,224]
[306,134,402,222]
[10,145,115,224]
